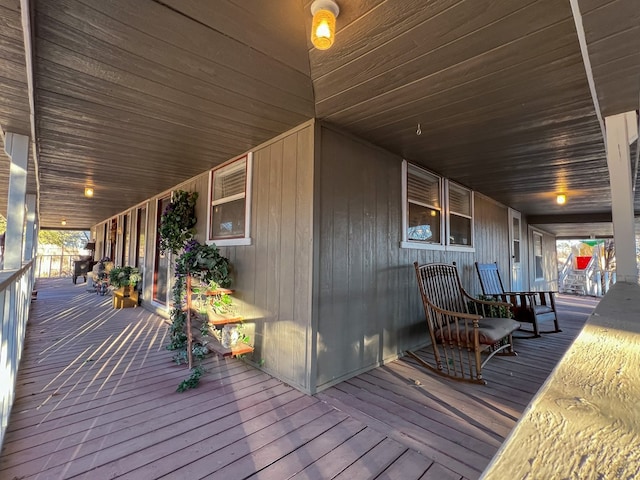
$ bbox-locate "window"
[533,232,544,280]
[401,161,474,251]
[208,153,252,246]
[447,182,473,247]
[406,164,442,244]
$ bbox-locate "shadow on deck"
[0,278,598,479]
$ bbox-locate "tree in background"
[38,230,90,254]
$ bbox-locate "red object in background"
[576,256,591,269]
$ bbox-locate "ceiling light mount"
[310,0,339,50]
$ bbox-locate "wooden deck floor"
[0,278,598,480]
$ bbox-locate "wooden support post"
[3,132,29,270]
[605,112,638,284]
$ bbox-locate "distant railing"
[35,254,78,278]
[0,260,35,448]
[558,253,573,288]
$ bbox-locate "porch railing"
[0,260,35,448]
[35,254,78,278]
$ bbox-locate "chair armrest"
[425,297,483,322]
[503,290,557,296]
[504,291,556,309]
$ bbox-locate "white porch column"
[605,112,638,284]
[3,132,29,270]
[24,194,37,261]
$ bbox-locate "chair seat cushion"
[532,304,554,315]
[436,318,521,345]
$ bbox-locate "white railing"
[0,260,35,448]
[558,253,573,288]
[559,250,616,296]
[35,254,77,278]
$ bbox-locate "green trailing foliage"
[159,190,199,254]
[176,366,204,393]
[158,190,238,391]
[176,240,231,288]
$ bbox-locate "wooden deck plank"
[332,438,408,480]
[2,381,295,477]
[153,405,340,479]
[209,414,352,479]
[334,380,497,459]
[288,428,387,479]
[57,391,317,479]
[376,449,434,479]
[421,462,464,480]
[0,280,598,480]
[317,387,482,479]
[245,417,367,479]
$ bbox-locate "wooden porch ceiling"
[0,0,638,233]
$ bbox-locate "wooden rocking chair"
[475,262,562,338]
[408,262,521,385]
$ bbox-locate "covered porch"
[0,278,598,479]
[0,0,639,477]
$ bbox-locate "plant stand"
[113,288,138,309]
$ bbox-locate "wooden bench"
[409,262,521,384]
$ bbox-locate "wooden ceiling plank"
[39,92,272,154]
[35,68,288,145]
[163,0,311,76]
[37,127,233,171]
[0,4,22,33]
[587,29,640,66]
[35,14,314,120]
[45,0,313,103]
[310,0,465,77]
[321,43,586,127]
[36,59,301,136]
[314,0,569,104]
[582,0,640,41]
[334,62,591,144]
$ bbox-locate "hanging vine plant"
[159,190,199,254]
[167,240,233,392]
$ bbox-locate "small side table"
[113,288,139,309]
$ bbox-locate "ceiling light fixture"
[310,0,339,50]
[84,187,94,197]
[61,219,67,226]
[556,194,567,205]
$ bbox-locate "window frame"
[445,179,475,250]
[401,160,475,252]
[533,231,544,280]
[206,152,253,246]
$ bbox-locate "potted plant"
[109,266,142,296]
[159,190,198,254]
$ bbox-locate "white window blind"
[407,164,440,208]
[213,160,246,202]
[449,183,471,216]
